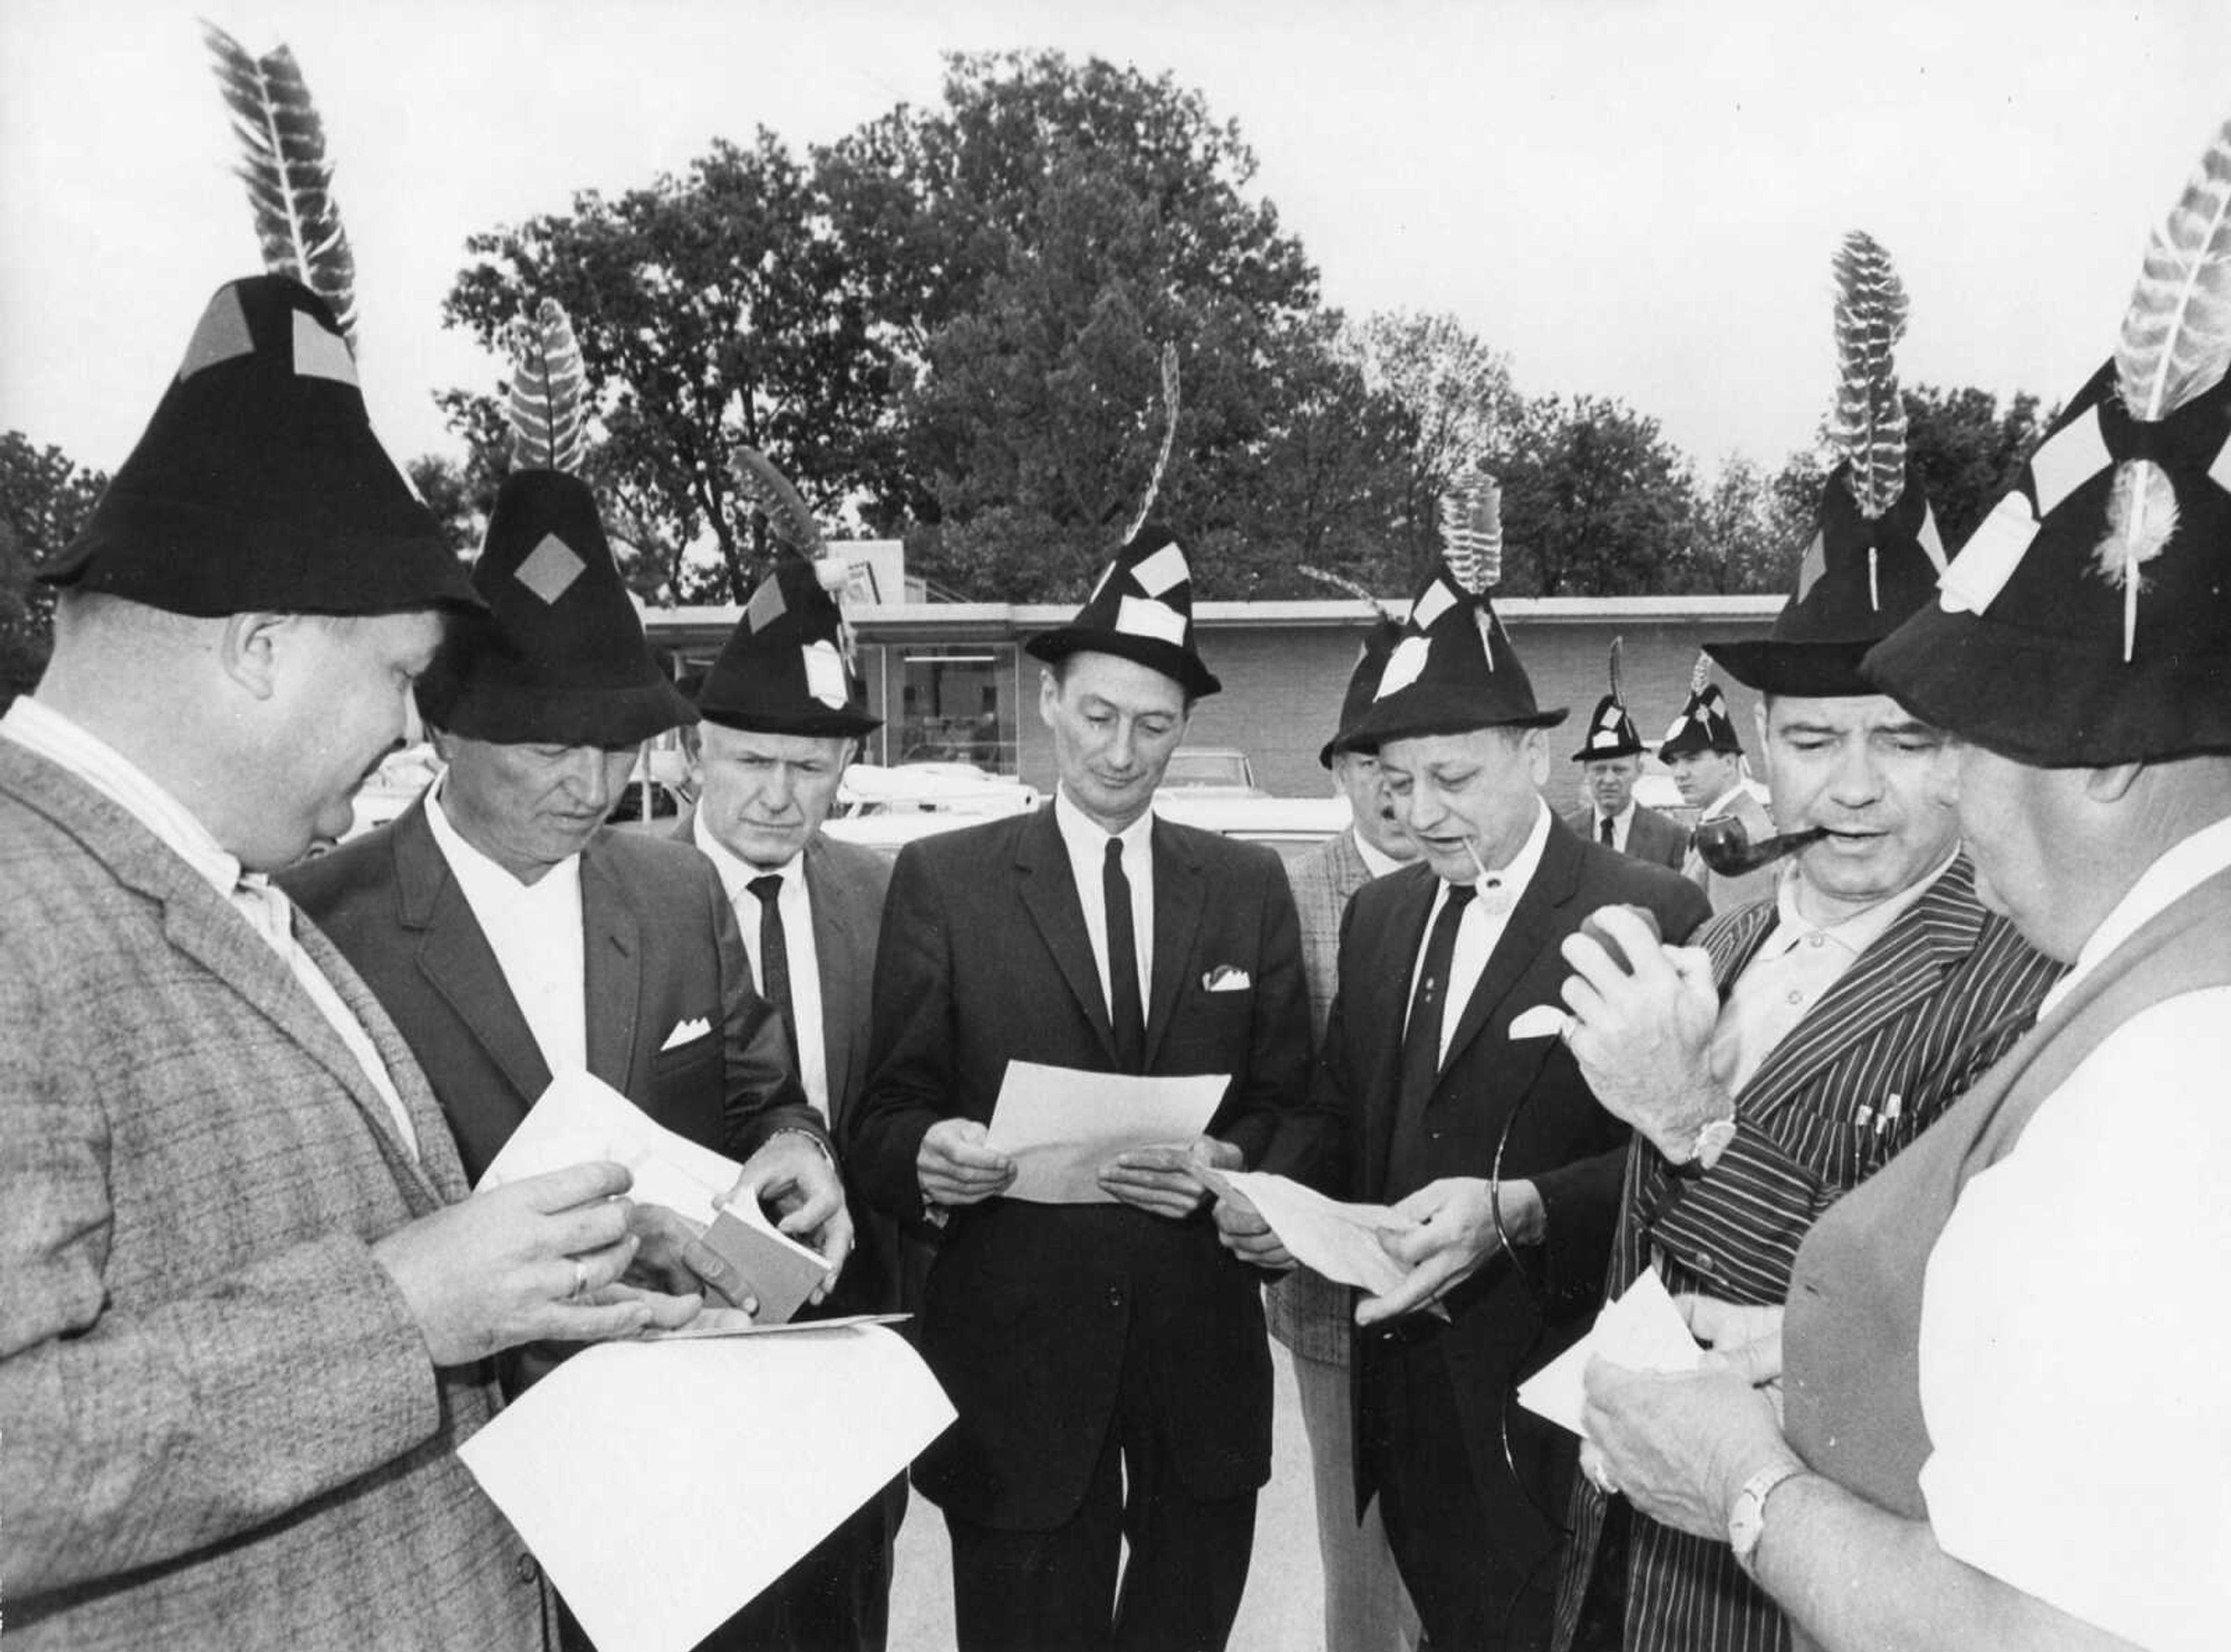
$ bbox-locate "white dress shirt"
[1053,786,1154,1015]
[2,695,417,1157]
[1592,796,1638,852]
[694,818,830,1120]
[1351,825,1407,880]
[1407,796,1555,1064]
[425,780,587,1076]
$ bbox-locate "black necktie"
[1103,838,1147,1073]
[1398,883,1476,1111]
[1599,813,1616,847]
[746,873,797,1060]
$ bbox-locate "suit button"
[1106,1287,1125,1308]
[516,1554,540,1585]
[1692,1254,1716,1276]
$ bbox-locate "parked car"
[607,777,685,832]
[823,762,1041,855]
[1156,746,1265,797]
[343,744,440,842]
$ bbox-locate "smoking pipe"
[1690,815,1830,878]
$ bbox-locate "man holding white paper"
[847,524,1311,1652]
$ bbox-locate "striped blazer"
[1550,854,2063,1652]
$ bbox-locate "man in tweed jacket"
[0,277,691,1651]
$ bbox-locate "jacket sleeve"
[710,871,823,1161]
[1215,848,1314,1171]
[841,841,954,1226]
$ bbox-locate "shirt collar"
[2044,813,2231,1012]
[1432,795,1554,911]
[425,775,582,905]
[1054,784,1155,862]
[1352,827,1407,879]
[692,812,805,903]
[1760,845,1958,962]
[1599,796,1638,829]
[2,695,244,896]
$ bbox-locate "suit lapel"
[580,840,644,1097]
[296,921,451,1208]
[1362,865,1440,1201]
[1144,819,1206,1069]
[805,836,865,1123]
[1438,816,1583,1076]
[393,800,551,1108]
[1015,805,1118,1064]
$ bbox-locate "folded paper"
[1516,1266,1702,1438]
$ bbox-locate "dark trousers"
[944,1337,1258,1652]
[1371,1337,1556,1652]
[697,1474,906,1652]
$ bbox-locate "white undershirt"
[1053,787,1155,1015]
[425,780,587,1077]
[1594,795,1638,852]
[1407,796,1554,1064]
[695,820,829,1120]
[2,696,417,1157]
[1351,826,1407,880]
[1916,817,2231,1652]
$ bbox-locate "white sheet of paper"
[985,1061,1229,1203]
[458,1329,954,1652]
[476,1069,737,1221]
[642,1310,910,1341]
[1516,1266,1703,1438]
[1206,1168,1414,1297]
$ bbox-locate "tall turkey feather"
[1608,635,1624,705]
[1688,651,1712,696]
[732,447,826,558]
[505,299,588,473]
[1122,342,1183,545]
[1439,470,1503,594]
[1299,565,1398,624]
[2104,119,2231,657]
[1828,231,1910,529]
[204,23,357,344]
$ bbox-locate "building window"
[891,645,1017,774]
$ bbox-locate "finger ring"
[1588,1460,1619,1495]
[569,1259,589,1301]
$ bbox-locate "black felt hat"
[1570,637,1645,762]
[698,557,880,738]
[1348,565,1567,746]
[1319,615,1404,767]
[1658,655,1744,760]
[1025,523,1221,699]
[415,469,694,746]
[42,276,469,616]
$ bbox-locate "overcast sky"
[3,0,2226,483]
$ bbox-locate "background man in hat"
[846,525,1312,1652]
[0,276,692,1651]
[1230,485,1710,1652]
[1547,231,2061,1652]
[1660,666,1777,910]
[1264,614,1423,1652]
[1578,143,2231,1652]
[682,552,908,1652]
[1568,642,1687,871]
[282,424,844,1302]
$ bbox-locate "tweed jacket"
[845,804,1312,1529]
[1264,826,1380,1364]
[0,741,544,1651]
[1551,854,2063,1652]
[281,796,819,1184]
[1563,802,1689,872]
[1682,786,1778,913]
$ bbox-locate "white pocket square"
[1203,965,1252,993]
[1510,1004,1574,1042]
[659,1017,713,1051]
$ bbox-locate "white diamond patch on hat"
[178,288,255,382]
[1917,504,1947,572]
[516,533,587,605]
[2209,430,2231,495]
[1131,542,1189,598]
[1793,533,1827,601]
[745,576,788,634]
[1410,580,1457,631]
[1375,634,1430,700]
[1938,491,2038,616]
[291,310,358,387]
[2028,407,2111,519]
[802,640,850,708]
[1116,594,1187,645]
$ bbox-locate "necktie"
[747,873,797,1060]
[1397,882,1476,1109]
[1599,813,1616,847]
[1103,838,1146,1073]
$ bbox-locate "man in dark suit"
[680,551,908,1652]
[846,525,1312,1652]
[284,447,844,1305]
[1226,537,1709,1652]
[1549,419,2060,1652]
[1565,641,1687,872]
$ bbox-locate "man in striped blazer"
[1548,431,2062,1652]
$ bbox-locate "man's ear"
[1522,727,1551,787]
[217,612,293,701]
[2085,760,2146,805]
[1037,667,1061,730]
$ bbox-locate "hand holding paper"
[916,1118,1016,1207]
[1197,1167,1415,1297]
[984,1062,1228,1204]
[1358,1176,1541,1326]
[1516,1267,1703,1438]
[1098,1134,1240,1219]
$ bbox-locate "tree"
[1902,383,2051,548]
[1489,395,1699,596]
[1682,451,1817,595]
[0,432,107,699]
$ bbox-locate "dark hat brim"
[698,702,883,739]
[1026,627,1222,699]
[426,676,697,748]
[1706,637,1877,698]
[1863,603,2231,766]
[1348,686,1569,749]
[1570,737,1645,762]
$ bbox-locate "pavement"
[888,1341,1327,1652]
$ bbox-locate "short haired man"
[1548,239,2061,1651]
[0,277,684,1649]
[685,550,908,1652]
[1660,662,1776,910]
[846,526,1312,1652]
[1568,641,1687,871]
[1581,183,2231,1651]
[1229,522,1710,1651]
[1264,614,1423,1652]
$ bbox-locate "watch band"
[1728,1460,1807,1574]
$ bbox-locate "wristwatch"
[1691,1114,1738,1171]
[1728,1460,1807,1575]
